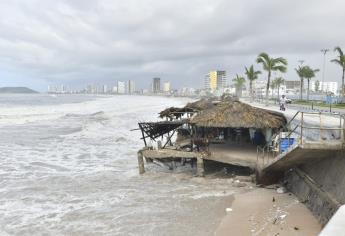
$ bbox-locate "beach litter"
[276,187,287,194]
[226,208,233,212]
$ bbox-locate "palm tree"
[331,47,345,97]
[256,53,288,106]
[273,77,285,100]
[270,79,276,98]
[244,65,261,102]
[295,66,306,100]
[303,66,320,101]
[232,74,246,97]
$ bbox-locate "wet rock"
[277,187,287,194]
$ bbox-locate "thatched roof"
[184,98,215,111]
[159,107,194,119]
[190,101,286,129]
[159,98,215,119]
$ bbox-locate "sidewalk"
[242,100,343,141]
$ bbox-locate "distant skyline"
[0,0,345,92]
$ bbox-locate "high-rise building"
[117,81,125,94]
[163,82,171,92]
[102,85,108,94]
[127,80,135,94]
[112,86,118,93]
[204,71,227,91]
[152,78,161,93]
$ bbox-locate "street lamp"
[321,49,330,93]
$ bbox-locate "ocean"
[0,94,240,236]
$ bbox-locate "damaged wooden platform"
[137,149,206,176]
[141,149,202,159]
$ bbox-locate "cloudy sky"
[0,0,344,91]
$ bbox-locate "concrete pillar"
[196,157,205,177]
[137,151,145,174]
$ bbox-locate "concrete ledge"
[319,205,345,236]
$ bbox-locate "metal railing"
[257,111,345,168]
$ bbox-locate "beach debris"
[226,208,233,212]
[234,175,252,182]
[279,214,287,219]
[272,197,275,202]
[233,180,246,187]
[294,226,299,230]
[276,187,287,194]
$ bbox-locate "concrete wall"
[284,150,345,225]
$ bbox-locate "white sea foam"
[0,95,241,236]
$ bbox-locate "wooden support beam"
[163,130,176,148]
[138,123,147,147]
[196,157,205,177]
[137,151,145,174]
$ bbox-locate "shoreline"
[215,187,321,236]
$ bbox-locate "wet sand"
[216,187,321,236]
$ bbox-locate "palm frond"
[273,57,288,66]
[272,65,287,73]
[334,46,344,57]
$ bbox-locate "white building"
[127,80,135,94]
[252,80,287,97]
[117,81,126,94]
[112,86,118,93]
[310,81,338,95]
[163,82,171,92]
[102,85,108,94]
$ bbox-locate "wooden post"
[137,151,145,174]
[196,157,205,177]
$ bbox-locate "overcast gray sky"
[0,0,344,91]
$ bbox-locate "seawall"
[284,151,345,225]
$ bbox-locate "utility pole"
[321,49,330,93]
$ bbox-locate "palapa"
[159,98,215,119]
[190,100,286,128]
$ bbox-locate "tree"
[270,79,276,98]
[273,77,285,100]
[303,66,320,101]
[244,65,261,102]
[232,74,246,97]
[256,53,288,106]
[331,47,345,97]
[295,66,306,100]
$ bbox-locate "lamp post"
[321,49,329,93]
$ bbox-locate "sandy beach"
[216,187,321,236]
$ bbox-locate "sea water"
[0,94,239,236]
